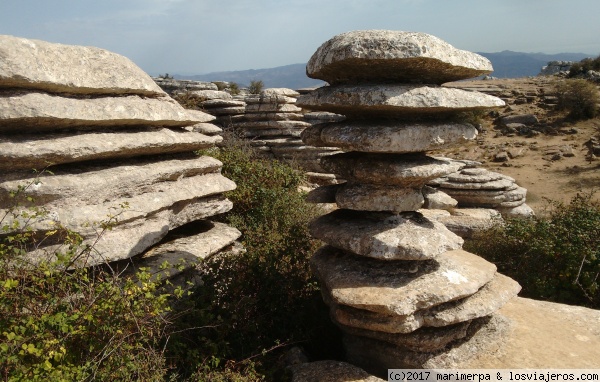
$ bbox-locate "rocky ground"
[438,77,600,214]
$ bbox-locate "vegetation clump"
[554,78,599,120]
[465,193,600,309]
[568,55,600,78]
[248,80,264,95]
[0,181,178,381]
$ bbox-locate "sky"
[1,0,599,76]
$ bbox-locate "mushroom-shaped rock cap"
[306,30,493,85]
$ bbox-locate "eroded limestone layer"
[306,30,493,85]
[296,84,504,118]
[311,245,496,315]
[310,210,464,260]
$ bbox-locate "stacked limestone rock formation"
[0,35,241,279]
[227,88,342,184]
[297,30,521,373]
[428,166,535,217]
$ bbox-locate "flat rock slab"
[310,210,463,260]
[261,88,300,97]
[0,35,166,96]
[321,152,463,186]
[244,94,297,104]
[426,208,503,238]
[290,361,384,382]
[137,221,242,279]
[345,314,510,375]
[462,297,600,368]
[231,120,312,130]
[186,122,223,135]
[29,196,233,266]
[422,186,458,210]
[245,103,302,113]
[498,203,535,218]
[446,168,514,183]
[312,245,496,315]
[328,272,517,334]
[443,187,527,208]
[0,156,223,207]
[0,92,214,132]
[0,128,221,170]
[306,30,493,84]
[313,120,478,153]
[237,112,305,122]
[338,320,472,353]
[437,178,515,190]
[296,85,504,118]
[423,273,521,327]
[335,183,424,213]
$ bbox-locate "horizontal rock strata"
[0,36,240,271]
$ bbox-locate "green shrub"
[0,180,177,381]
[248,80,264,95]
[465,194,600,308]
[167,138,341,379]
[228,82,240,96]
[554,78,599,120]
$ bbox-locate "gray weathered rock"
[245,103,302,113]
[338,320,472,352]
[185,122,223,135]
[312,245,496,316]
[335,183,424,213]
[0,35,166,96]
[321,153,463,186]
[1,128,221,170]
[261,88,300,97]
[0,92,214,132]
[315,121,478,153]
[189,89,232,100]
[296,84,505,118]
[310,210,463,260]
[345,314,510,373]
[500,114,539,126]
[497,203,535,218]
[422,186,458,210]
[0,156,224,207]
[305,184,341,204]
[306,30,493,84]
[426,208,502,238]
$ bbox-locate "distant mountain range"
[174,51,594,89]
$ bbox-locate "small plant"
[554,78,599,120]
[228,82,240,96]
[465,193,600,308]
[248,80,264,95]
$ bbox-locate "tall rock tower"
[297,31,521,372]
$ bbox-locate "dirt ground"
[436,77,600,214]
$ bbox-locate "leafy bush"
[228,82,240,96]
[465,194,600,308]
[554,78,599,120]
[248,80,264,95]
[167,138,341,379]
[0,180,177,381]
[568,55,600,78]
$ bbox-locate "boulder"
[306,30,493,85]
[290,360,384,382]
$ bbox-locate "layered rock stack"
[0,35,241,280]
[428,166,534,217]
[229,88,342,184]
[297,31,521,372]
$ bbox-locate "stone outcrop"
[428,166,534,217]
[0,36,240,276]
[298,30,520,371]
